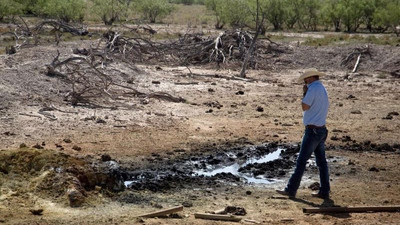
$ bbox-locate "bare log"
[303,205,400,214]
[18,113,42,119]
[34,20,88,36]
[138,205,183,218]
[194,213,242,222]
[352,54,361,73]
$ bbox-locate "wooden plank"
[194,213,242,222]
[303,205,400,214]
[243,218,261,224]
[212,208,226,214]
[138,205,183,218]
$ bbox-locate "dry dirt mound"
[0,148,124,208]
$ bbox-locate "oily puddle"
[193,147,285,184]
[123,142,301,191]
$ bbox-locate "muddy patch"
[123,142,300,191]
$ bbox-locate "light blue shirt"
[302,80,329,126]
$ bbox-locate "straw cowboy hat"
[298,69,326,83]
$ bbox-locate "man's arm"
[302,102,310,111]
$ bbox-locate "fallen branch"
[18,112,42,119]
[138,205,183,218]
[352,54,361,73]
[303,205,400,214]
[194,213,242,222]
[243,219,261,224]
[38,111,57,121]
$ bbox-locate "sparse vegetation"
[304,33,400,46]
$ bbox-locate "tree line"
[1,0,399,34]
[205,0,400,34]
[0,0,175,25]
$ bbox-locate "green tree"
[0,0,24,21]
[340,0,365,32]
[205,0,250,29]
[285,0,320,31]
[360,0,381,32]
[91,0,129,25]
[205,0,224,28]
[320,0,344,31]
[134,0,174,23]
[373,0,400,34]
[283,0,298,29]
[263,0,285,30]
[34,0,86,22]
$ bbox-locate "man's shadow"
[289,197,351,218]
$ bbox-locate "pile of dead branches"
[44,28,289,107]
[77,29,287,69]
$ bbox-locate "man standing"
[277,69,330,199]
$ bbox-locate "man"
[277,68,330,199]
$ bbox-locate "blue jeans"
[285,127,330,197]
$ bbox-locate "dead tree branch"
[46,50,185,107]
[341,45,372,72]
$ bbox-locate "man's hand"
[303,84,308,97]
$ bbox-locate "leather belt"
[306,124,325,129]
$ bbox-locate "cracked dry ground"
[0,40,400,224]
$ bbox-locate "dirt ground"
[1,28,400,225]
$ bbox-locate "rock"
[19,143,27,148]
[205,109,213,113]
[369,167,379,172]
[330,136,339,141]
[332,129,343,133]
[29,209,43,216]
[382,115,393,120]
[341,136,352,142]
[346,95,357,100]
[72,145,82,151]
[55,143,63,148]
[3,131,15,136]
[67,188,85,207]
[351,110,362,114]
[101,154,112,162]
[182,201,193,207]
[235,91,244,95]
[6,46,16,55]
[96,118,106,124]
[32,143,43,149]
[222,206,247,216]
[308,182,320,191]
[63,138,72,143]
[135,217,145,223]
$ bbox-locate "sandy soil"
[0,30,400,224]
